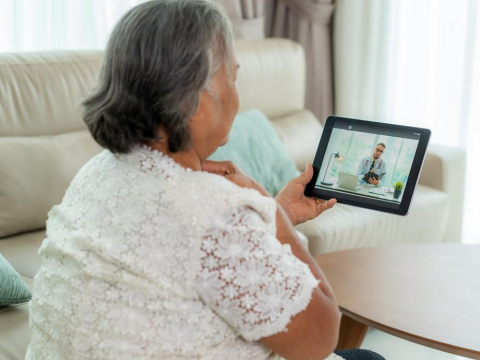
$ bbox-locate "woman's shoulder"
[172,169,276,225]
[63,146,275,228]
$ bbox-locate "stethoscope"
[365,158,382,171]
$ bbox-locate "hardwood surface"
[315,244,480,359]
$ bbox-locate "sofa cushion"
[0,231,45,278]
[209,109,300,196]
[0,255,32,306]
[0,276,32,360]
[0,51,102,137]
[235,39,305,118]
[0,41,305,137]
[0,131,102,238]
[270,109,323,171]
[296,184,450,256]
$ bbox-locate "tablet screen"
[306,117,431,215]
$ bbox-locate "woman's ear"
[190,91,209,124]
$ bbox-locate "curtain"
[0,0,147,52]
[333,0,397,123]
[334,0,480,244]
[266,0,336,124]
[219,0,266,39]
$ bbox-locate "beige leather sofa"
[0,39,465,359]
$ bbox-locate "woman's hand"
[275,164,336,226]
[201,160,269,196]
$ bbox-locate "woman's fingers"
[315,198,336,215]
[202,160,238,175]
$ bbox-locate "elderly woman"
[26,1,385,360]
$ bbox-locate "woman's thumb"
[296,163,314,185]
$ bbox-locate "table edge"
[340,308,480,360]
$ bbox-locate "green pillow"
[209,109,300,196]
[0,254,32,306]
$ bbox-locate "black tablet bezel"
[305,116,431,216]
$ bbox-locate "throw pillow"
[0,254,32,306]
[209,109,300,196]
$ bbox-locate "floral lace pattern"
[196,207,319,342]
[26,146,342,360]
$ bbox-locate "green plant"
[393,181,403,191]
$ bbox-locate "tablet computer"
[305,116,431,216]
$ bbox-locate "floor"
[361,328,469,360]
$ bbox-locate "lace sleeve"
[194,206,319,342]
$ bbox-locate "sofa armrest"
[295,221,324,256]
[419,144,466,243]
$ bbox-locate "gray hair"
[83,0,235,154]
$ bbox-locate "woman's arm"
[201,160,341,360]
[258,201,340,360]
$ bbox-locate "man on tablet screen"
[357,143,387,186]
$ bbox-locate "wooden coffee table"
[315,244,480,359]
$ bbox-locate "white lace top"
[26,147,343,360]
